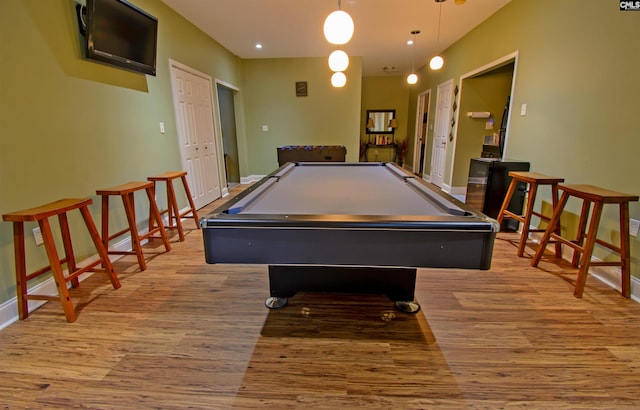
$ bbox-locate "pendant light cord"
[436,2,442,51]
[411,31,418,72]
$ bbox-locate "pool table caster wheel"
[265,297,288,309]
[395,300,420,313]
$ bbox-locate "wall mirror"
[366,109,396,134]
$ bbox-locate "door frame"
[412,90,431,178]
[214,79,240,195]
[448,51,519,195]
[168,59,225,205]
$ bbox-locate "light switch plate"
[630,218,640,237]
[520,103,527,116]
[32,227,44,246]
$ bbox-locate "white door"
[430,80,453,187]
[169,60,221,209]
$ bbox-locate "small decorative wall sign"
[295,81,308,97]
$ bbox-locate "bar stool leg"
[571,199,592,268]
[181,174,200,229]
[496,178,518,226]
[58,212,80,288]
[13,222,28,320]
[122,192,146,271]
[551,184,562,258]
[532,191,569,267]
[79,205,121,289]
[574,203,603,298]
[148,182,158,234]
[619,202,632,298]
[517,183,537,257]
[39,217,77,323]
[146,187,172,252]
[166,179,185,241]
[100,195,110,269]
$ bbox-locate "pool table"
[201,162,499,312]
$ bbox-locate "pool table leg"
[395,300,421,313]
[265,296,288,309]
[267,265,420,312]
[266,297,420,313]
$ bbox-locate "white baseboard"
[445,187,639,301]
[0,206,202,330]
[240,175,265,184]
[0,218,166,331]
[528,231,640,302]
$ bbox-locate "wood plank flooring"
[1,186,640,409]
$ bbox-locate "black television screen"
[85,0,158,76]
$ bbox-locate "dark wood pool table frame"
[201,162,499,312]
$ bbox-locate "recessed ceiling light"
[407,40,414,45]
[255,43,263,49]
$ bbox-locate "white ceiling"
[160,0,511,77]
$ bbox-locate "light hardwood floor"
[1,187,640,409]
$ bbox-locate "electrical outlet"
[630,218,640,237]
[32,227,44,246]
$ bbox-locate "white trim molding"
[528,231,640,302]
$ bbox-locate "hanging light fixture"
[331,71,347,87]
[429,0,446,70]
[323,0,354,45]
[407,30,420,85]
[328,49,349,72]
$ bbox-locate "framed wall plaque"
[295,81,308,97]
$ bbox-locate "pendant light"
[328,49,349,72]
[407,30,420,85]
[323,0,354,45]
[429,0,445,70]
[331,72,347,87]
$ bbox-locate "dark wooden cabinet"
[466,158,530,231]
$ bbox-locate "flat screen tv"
[84,0,158,76]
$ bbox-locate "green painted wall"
[241,57,362,174]
[0,0,241,305]
[360,76,411,163]
[409,0,640,279]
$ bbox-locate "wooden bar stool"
[147,171,200,242]
[531,184,638,298]
[497,171,564,257]
[96,181,171,271]
[2,198,121,322]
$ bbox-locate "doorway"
[450,51,519,192]
[168,59,222,209]
[412,90,430,177]
[216,82,240,188]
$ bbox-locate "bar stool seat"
[2,198,121,322]
[497,171,565,257]
[531,184,638,298]
[96,181,171,271]
[147,171,200,242]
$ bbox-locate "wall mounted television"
[84,0,158,76]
